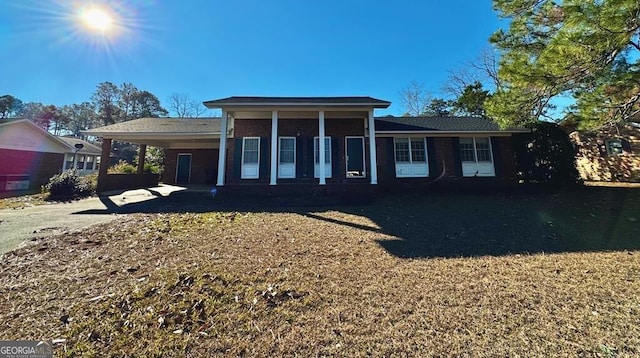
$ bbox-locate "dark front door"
[346,137,365,177]
[176,154,192,184]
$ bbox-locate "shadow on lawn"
[75,186,640,258]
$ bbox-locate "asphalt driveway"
[0,185,193,254]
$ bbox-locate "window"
[278,137,296,179]
[459,137,495,177]
[86,155,95,170]
[606,139,623,156]
[394,138,428,177]
[64,154,74,170]
[314,137,332,178]
[76,155,85,170]
[241,137,260,179]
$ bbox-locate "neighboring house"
[84,96,527,192]
[567,122,640,182]
[0,119,101,193]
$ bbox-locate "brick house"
[567,122,640,182]
[84,96,527,192]
[0,119,101,193]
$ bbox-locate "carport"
[82,117,221,192]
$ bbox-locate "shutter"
[427,138,437,178]
[332,137,341,178]
[233,139,242,179]
[305,137,314,178]
[621,138,632,153]
[296,137,304,178]
[387,137,396,178]
[491,137,502,176]
[259,137,269,181]
[452,137,463,177]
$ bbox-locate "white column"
[72,152,79,170]
[368,109,378,185]
[318,110,326,185]
[270,110,278,185]
[216,109,228,186]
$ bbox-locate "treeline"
[0,82,208,138]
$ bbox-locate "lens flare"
[81,7,114,33]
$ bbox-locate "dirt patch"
[0,188,639,356]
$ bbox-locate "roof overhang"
[375,129,530,136]
[203,96,391,110]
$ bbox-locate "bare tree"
[399,81,432,117]
[167,93,208,117]
[443,48,502,98]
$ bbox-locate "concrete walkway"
[0,185,191,254]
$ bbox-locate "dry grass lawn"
[1,187,639,357]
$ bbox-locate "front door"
[345,136,365,177]
[176,154,192,184]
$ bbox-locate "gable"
[0,120,69,154]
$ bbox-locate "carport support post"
[137,144,147,174]
[216,110,228,186]
[97,138,112,192]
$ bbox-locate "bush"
[45,170,95,201]
[108,160,137,174]
[512,122,580,186]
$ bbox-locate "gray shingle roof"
[57,137,102,155]
[374,116,527,133]
[83,117,221,135]
[204,96,391,108]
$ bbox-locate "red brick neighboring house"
[0,119,101,193]
[84,96,527,192]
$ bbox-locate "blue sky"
[0,1,502,116]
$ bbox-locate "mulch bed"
[1,188,639,356]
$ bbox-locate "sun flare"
[81,7,114,33]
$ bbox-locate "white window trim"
[278,136,296,179]
[605,138,624,156]
[175,153,193,184]
[345,136,366,178]
[241,137,260,179]
[314,136,332,179]
[460,137,495,177]
[394,137,429,178]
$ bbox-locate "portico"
[203,97,390,187]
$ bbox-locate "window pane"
[395,138,410,162]
[475,138,491,162]
[243,138,259,164]
[410,139,426,162]
[607,139,623,155]
[279,138,295,164]
[460,138,476,162]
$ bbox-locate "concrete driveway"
[0,185,193,254]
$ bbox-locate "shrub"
[45,170,95,201]
[108,160,137,174]
[512,122,580,186]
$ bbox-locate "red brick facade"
[0,148,64,191]
[375,135,517,188]
[164,149,219,185]
[225,118,370,185]
[160,121,518,189]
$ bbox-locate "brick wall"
[164,149,218,185]
[375,135,518,188]
[226,117,368,184]
[0,148,63,191]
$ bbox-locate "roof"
[83,117,221,136]
[374,116,528,133]
[203,96,391,109]
[57,137,102,155]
